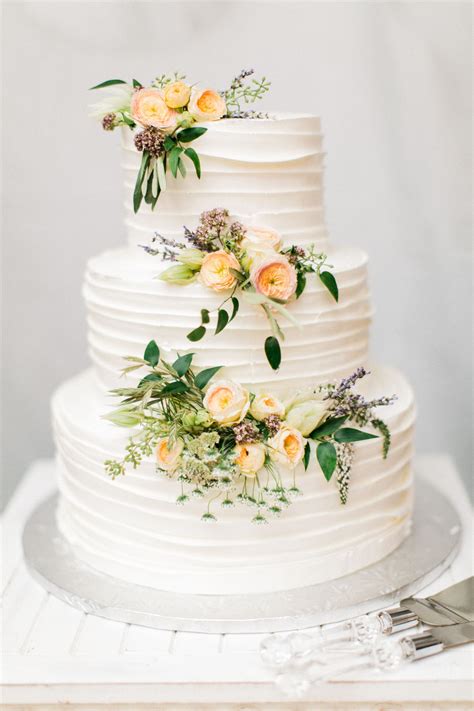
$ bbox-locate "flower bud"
[159,264,196,285]
[177,248,204,270]
[195,409,213,427]
[104,408,142,428]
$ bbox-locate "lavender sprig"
[140,233,186,261]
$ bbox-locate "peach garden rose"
[268,426,305,467]
[203,379,250,425]
[188,87,226,122]
[199,250,241,292]
[250,393,286,421]
[163,81,191,109]
[155,437,184,472]
[251,255,297,301]
[235,443,266,476]
[131,88,178,130]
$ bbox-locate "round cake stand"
[22,478,461,633]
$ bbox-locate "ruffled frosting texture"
[53,367,415,594]
[52,114,416,595]
[121,115,329,249]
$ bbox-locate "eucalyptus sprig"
[222,69,271,116]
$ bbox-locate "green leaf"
[138,373,162,387]
[296,272,307,299]
[303,441,311,471]
[229,296,239,322]
[133,151,150,214]
[164,136,176,151]
[230,268,246,283]
[172,352,194,376]
[157,156,167,191]
[119,112,135,127]
[194,366,223,390]
[264,336,281,370]
[144,170,155,204]
[132,78,142,88]
[317,441,337,481]
[177,157,187,178]
[89,79,127,90]
[215,308,229,335]
[176,126,208,143]
[201,309,210,324]
[184,147,201,178]
[187,325,207,342]
[169,146,184,178]
[143,340,160,366]
[319,271,339,302]
[334,428,379,443]
[160,381,189,396]
[309,415,348,440]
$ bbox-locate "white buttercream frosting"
[121,115,328,249]
[84,245,372,392]
[52,113,416,595]
[53,366,415,595]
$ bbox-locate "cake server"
[379,575,474,633]
[260,577,474,669]
[271,623,474,695]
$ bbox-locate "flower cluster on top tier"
[89,69,271,212]
[142,208,339,370]
[104,342,396,523]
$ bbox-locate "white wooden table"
[1,455,473,710]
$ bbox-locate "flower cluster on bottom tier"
[52,365,415,595]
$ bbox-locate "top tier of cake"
[121,114,329,250]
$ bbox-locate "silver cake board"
[22,478,461,634]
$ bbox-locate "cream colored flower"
[155,437,184,472]
[199,250,241,292]
[285,400,328,437]
[250,393,285,421]
[164,81,191,109]
[131,88,178,130]
[251,255,297,302]
[177,248,204,270]
[269,426,305,467]
[203,379,250,425]
[235,443,266,476]
[188,87,226,122]
[242,226,282,252]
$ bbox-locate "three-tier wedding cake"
[52,73,415,595]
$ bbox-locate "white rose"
[203,379,250,425]
[241,226,283,268]
[235,443,266,476]
[268,426,305,467]
[250,393,286,421]
[242,226,282,251]
[285,400,328,437]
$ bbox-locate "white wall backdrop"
[2,1,472,508]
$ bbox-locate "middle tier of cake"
[84,245,372,392]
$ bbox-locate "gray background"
[2,1,472,508]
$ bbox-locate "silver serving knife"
[382,576,474,632]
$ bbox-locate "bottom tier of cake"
[52,366,415,595]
